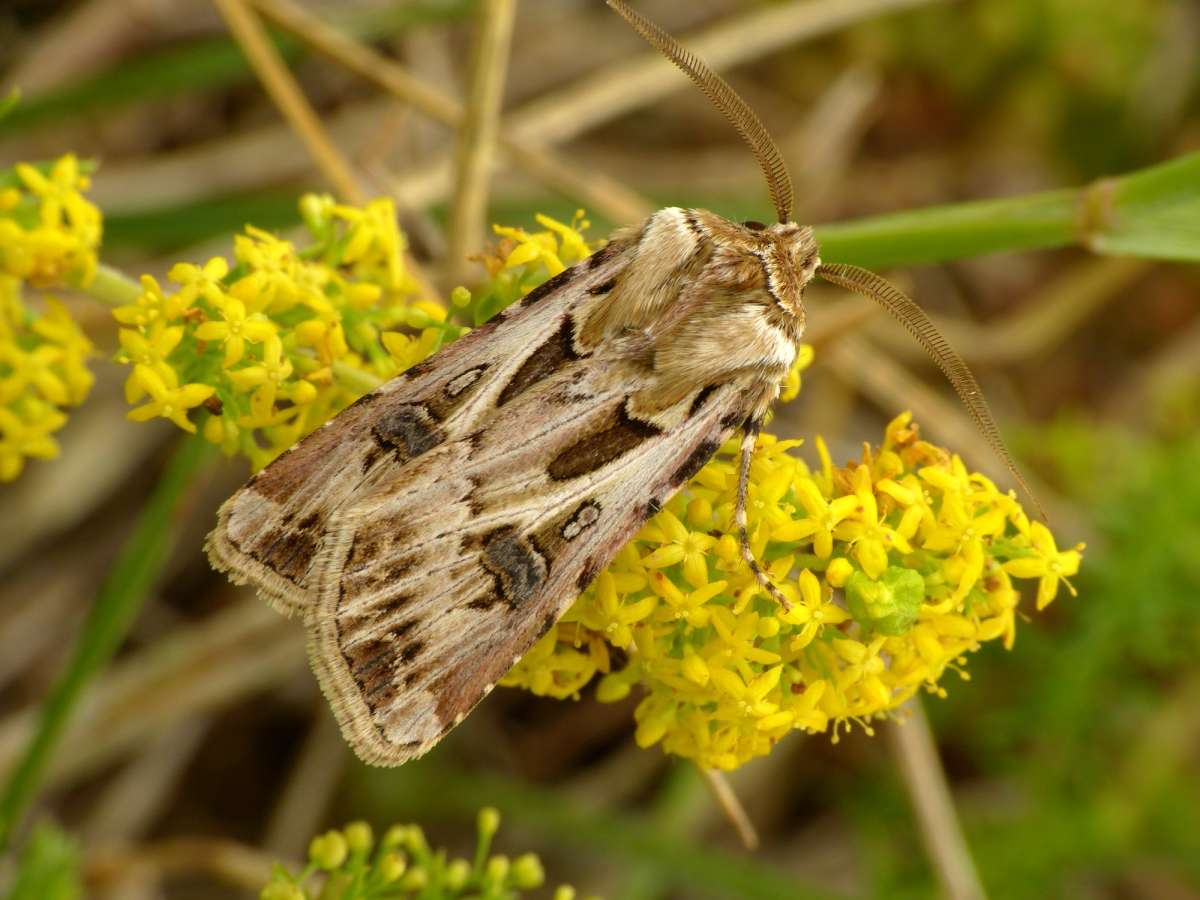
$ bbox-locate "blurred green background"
[1,0,1198,898]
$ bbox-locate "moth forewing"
[204,238,630,618]
[303,209,812,765]
[205,205,815,764]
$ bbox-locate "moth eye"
[742,220,767,231]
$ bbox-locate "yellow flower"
[573,570,657,649]
[125,365,214,433]
[1003,520,1084,609]
[113,275,187,328]
[0,401,66,481]
[638,509,717,589]
[833,464,914,577]
[784,568,850,650]
[0,209,95,481]
[228,337,294,424]
[168,257,230,308]
[774,476,858,559]
[117,322,183,402]
[194,296,277,366]
[6,154,101,286]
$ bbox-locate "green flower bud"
[844,566,924,636]
[451,285,472,308]
[552,887,577,900]
[260,883,304,900]
[511,853,545,889]
[485,854,510,885]
[378,851,406,883]
[343,821,373,855]
[444,858,472,890]
[308,831,348,870]
[477,806,501,838]
[400,867,428,891]
[381,825,407,851]
[403,826,429,855]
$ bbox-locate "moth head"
[755,221,820,318]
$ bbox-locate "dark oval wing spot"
[481,528,548,607]
[548,406,661,481]
[588,277,617,296]
[373,404,444,460]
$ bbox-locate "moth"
[206,0,1035,766]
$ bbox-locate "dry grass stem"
[266,0,933,224]
[212,0,443,300]
[871,257,1149,366]
[90,100,398,214]
[0,600,303,791]
[888,699,988,900]
[87,837,284,893]
[0,382,164,571]
[446,0,518,287]
[1110,315,1200,420]
[262,707,346,860]
[211,0,364,204]
[250,0,654,223]
[700,767,760,850]
[504,0,945,146]
[82,719,211,845]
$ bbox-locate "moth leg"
[735,423,793,611]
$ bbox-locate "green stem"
[815,188,1080,269]
[332,360,384,395]
[83,263,143,306]
[0,435,213,850]
[814,150,1200,268]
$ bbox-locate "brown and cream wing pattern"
[306,367,766,765]
[204,239,633,616]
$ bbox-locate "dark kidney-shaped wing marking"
[305,369,762,766]
[204,241,631,617]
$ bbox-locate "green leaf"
[7,822,82,900]
[0,436,214,849]
[1085,152,1200,261]
[0,89,20,122]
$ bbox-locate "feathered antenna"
[817,263,1046,520]
[607,0,794,224]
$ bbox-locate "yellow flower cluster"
[113,199,1083,771]
[503,412,1084,771]
[262,810,593,900]
[464,211,595,324]
[0,154,101,288]
[0,155,100,481]
[112,195,449,469]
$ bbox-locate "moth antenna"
[816,262,1046,521]
[736,423,793,611]
[606,0,794,224]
